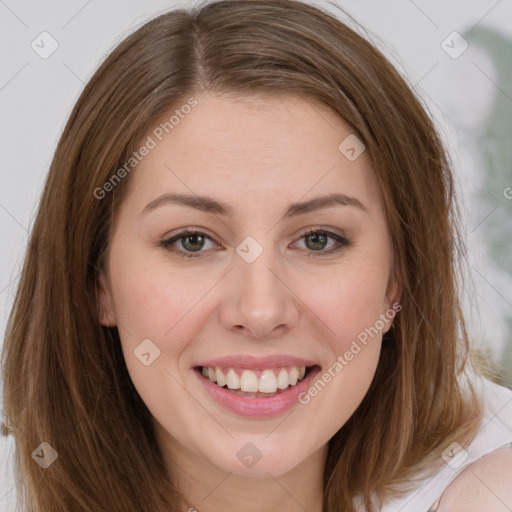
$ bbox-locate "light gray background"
[1,0,512,509]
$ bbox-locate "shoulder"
[437,447,512,512]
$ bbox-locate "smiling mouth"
[195,365,318,398]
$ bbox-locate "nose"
[219,245,300,340]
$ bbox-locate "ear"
[382,256,402,333]
[96,271,117,327]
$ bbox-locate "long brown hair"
[2,1,484,510]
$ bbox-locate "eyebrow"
[140,192,368,218]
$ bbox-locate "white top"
[355,373,512,511]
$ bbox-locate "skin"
[437,449,512,511]
[98,92,402,512]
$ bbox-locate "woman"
[2,1,511,511]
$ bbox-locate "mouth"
[192,359,322,418]
[195,365,316,398]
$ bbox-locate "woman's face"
[98,92,401,478]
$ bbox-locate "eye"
[160,229,219,258]
[160,227,350,259]
[292,227,350,255]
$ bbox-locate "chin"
[204,433,316,478]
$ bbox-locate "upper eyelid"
[163,228,220,246]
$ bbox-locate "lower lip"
[194,366,321,418]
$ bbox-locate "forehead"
[125,92,381,214]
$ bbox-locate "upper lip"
[194,354,320,370]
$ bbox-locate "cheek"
[108,257,200,353]
[298,270,386,432]
[303,259,390,348]
[109,262,198,418]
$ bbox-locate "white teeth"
[240,370,259,392]
[201,365,308,392]
[288,367,299,386]
[226,369,240,390]
[216,367,226,387]
[258,369,278,393]
[277,368,289,389]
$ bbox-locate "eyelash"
[159,227,351,259]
